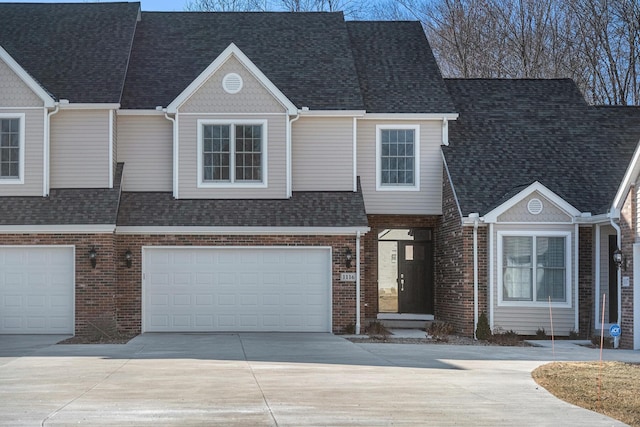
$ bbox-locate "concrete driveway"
[0,333,638,426]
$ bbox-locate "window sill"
[375,184,420,192]
[197,181,267,189]
[497,300,572,309]
[0,178,24,185]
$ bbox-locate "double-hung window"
[198,120,267,187]
[499,232,570,306]
[376,124,420,191]
[0,114,24,184]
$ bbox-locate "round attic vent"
[222,73,243,94]
[527,198,543,215]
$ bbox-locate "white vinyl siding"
[180,55,286,114]
[292,117,353,191]
[116,115,173,192]
[492,223,576,335]
[0,109,43,196]
[178,114,287,199]
[0,57,43,108]
[357,120,443,214]
[50,110,110,188]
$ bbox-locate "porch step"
[378,319,431,330]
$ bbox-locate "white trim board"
[116,226,371,235]
[0,225,116,234]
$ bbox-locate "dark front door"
[398,241,434,313]
[608,235,618,322]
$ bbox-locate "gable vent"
[222,73,243,94]
[527,198,543,215]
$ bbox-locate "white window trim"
[0,113,25,185]
[196,119,268,189]
[496,230,572,308]
[375,124,420,191]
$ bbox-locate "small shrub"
[489,329,523,346]
[568,329,579,340]
[342,322,356,335]
[428,321,455,342]
[476,312,492,340]
[365,321,390,340]
[591,335,613,349]
[536,327,548,340]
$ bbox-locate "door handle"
[400,273,404,291]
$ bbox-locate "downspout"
[164,111,177,198]
[44,104,60,197]
[356,230,362,335]
[470,213,480,339]
[352,117,357,192]
[610,212,622,348]
[287,113,301,198]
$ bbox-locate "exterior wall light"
[345,248,352,268]
[125,250,133,268]
[89,246,97,269]
[613,248,624,270]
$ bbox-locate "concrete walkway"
[0,333,637,426]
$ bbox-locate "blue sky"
[0,0,190,11]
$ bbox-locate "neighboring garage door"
[143,247,332,332]
[0,246,74,334]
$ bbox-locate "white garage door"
[143,247,332,332]
[0,246,74,334]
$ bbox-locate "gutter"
[44,104,60,196]
[356,230,362,335]
[164,110,177,198]
[287,113,301,198]
[470,212,480,339]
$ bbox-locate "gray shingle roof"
[117,188,368,228]
[346,21,455,114]
[0,2,139,103]
[443,79,640,216]
[121,11,365,110]
[0,164,124,225]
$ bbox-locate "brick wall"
[0,233,117,337]
[436,172,487,337]
[578,226,594,338]
[362,215,439,321]
[115,234,360,334]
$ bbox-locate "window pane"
[235,125,262,182]
[202,125,230,182]
[503,236,533,301]
[536,237,565,301]
[0,118,19,179]
[380,129,415,186]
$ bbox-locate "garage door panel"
[0,247,74,334]
[144,247,331,332]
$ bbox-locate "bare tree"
[374,0,639,105]
[185,0,267,11]
[568,0,640,105]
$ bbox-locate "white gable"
[0,45,55,108]
[484,181,581,223]
[167,43,297,115]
